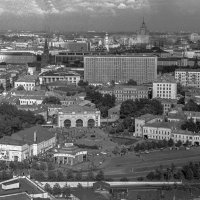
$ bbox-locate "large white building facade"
[153,81,177,99]
[58,105,101,128]
[39,71,81,85]
[0,126,56,162]
[84,55,157,84]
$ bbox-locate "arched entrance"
[76,119,83,127]
[88,119,95,128]
[64,119,71,128]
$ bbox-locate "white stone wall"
[14,81,36,91]
[58,112,100,128]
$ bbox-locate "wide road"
[102,147,200,180]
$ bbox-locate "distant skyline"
[0,0,199,32]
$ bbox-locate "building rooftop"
[84,55,157,58]
[19,95,45,100]
[12,90,46,97]
[0,193,31,200]
[15,75,38,83]
[114,85,149,91]
[136,114,161,122]
[0,177,45,197]
[175,68,200,72]
[0,136,26,146]
[54,144,86,156]
[10,126,56,145]
[143,121,182,129]
[0,52,35,56]
[40,71,80,77]
[47,80,73,87]
[156,98,177,104]
[60,104,99,114]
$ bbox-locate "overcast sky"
[0,0,199,32]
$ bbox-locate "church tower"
[41,38,49,67]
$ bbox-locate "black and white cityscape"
[0,1,200,200]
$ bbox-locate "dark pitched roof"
[10,126,55,144]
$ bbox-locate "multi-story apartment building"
[84,55,157,84]
[39,71,81,85]
[14,75,38,91]
[153,79,177,100]
[175,69,200,88]
[99,85,149,102]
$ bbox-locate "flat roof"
[84,55,157,58]
[143,122,181,129]
[0,193,31,200]
[40,71,80,77]
[136,114,161,122]
[0,178,44,196]
[60,105,99,114]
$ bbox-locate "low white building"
[19,96,45,105]
[0,126,56,162]
[14,75,38,91]
[143,122,200,145]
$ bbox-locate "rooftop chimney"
[34,131,37,143]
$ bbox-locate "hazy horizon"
[0,0,199,32]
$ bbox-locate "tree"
[96,170,104,181]
[32,171,46,181]
[78,80,88,87]
[62,184,71,197]
[17,85,25,91]
[0,84,4,93]
[44,183,52,194]
[146,172,155,180]
[48,171,57,181]
[86,171,95,181]
[57,170,64,181]
[185,168,194,180]
[66,169,74,181]
[120,177,129,181]
[42,96,61,105]
[52,183,62,196]
[113,146,121,155]
[75,172,82,181]
[168,138,174,147]
[175,140,182,147]
[127,79,137,86]
[183,99,200,112]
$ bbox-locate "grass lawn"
[102,147,200,180]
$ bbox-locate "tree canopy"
[126,79,137,86]
[85,89,115,117]
[0,103,45,137]
[120,99,163,119]
[183,99,200,112]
